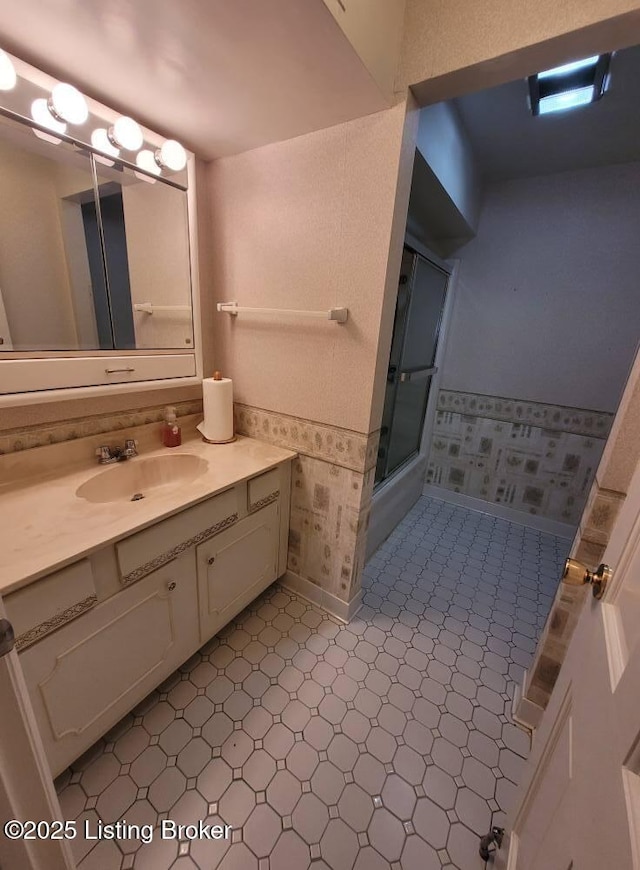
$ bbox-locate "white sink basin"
[76,454,208,504]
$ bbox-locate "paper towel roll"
[197,373,234,443]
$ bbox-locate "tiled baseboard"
[423,483,576,539]
[280,569,363,623]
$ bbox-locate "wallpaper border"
[234,403,379,474]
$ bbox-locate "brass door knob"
[563,558,612,600]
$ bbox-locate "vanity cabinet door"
[19,552,198,777]
[197,502,279,641]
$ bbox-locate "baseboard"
[367,456,426,560]
[422,484,575,539]
[512,670,544,731]
[280,570,363,623]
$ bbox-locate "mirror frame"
[0,53,202,406]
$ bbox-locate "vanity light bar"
[155,140,187,171]
[108,115,144,151]
[30,97,66,141]
[0,49,16,91]
[48,83,88,125]
[0,46,188,175]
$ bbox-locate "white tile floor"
[56,495,570,869]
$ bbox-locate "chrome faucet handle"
[96,445,113,464]
[124,439,138,458]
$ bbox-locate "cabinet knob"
[207,556,215,566]
[167,581,177,592]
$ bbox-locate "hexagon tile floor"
[56,495,570,869]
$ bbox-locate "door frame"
[0,603,75,870]
[367,234,459,557]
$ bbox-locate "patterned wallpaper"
[234,404,378,474]
[0,400,203,455]
[234,404,378,604]
[287,457,375,602]
[0,397,376,608]
[426,390,614,525]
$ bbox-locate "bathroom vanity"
[0,428,294,777]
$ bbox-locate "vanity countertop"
[0,433,296,596]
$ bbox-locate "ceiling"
[0,0,387,160]
[454,43,640,181]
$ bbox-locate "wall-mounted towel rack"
[134,303,191,315]
[216,302,348,323]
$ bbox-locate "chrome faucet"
[95,439,138,464]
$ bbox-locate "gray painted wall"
[440,161,640,413]
[416,102,482,234]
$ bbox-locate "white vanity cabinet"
[196,501,279,641]
[6,458,292,777]
[18,554,198,777]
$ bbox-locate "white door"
[496,457,640,868]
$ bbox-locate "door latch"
[563,558,612,600]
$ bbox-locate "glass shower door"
[375,247,449,485]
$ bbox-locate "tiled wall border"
[0,399,381,472]
[0,400,203,456]
[234,403,379,474]
[235,404,377,606]
[427,389,615,526]
[0,397,376,609]
[437,390,613,439]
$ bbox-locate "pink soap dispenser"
[162,406,182,448]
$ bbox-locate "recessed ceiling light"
[528,53,611,116]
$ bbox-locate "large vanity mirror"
[0,47,199,399]
[0,114,193,354]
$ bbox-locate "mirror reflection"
[93,158,193,351]
[0,115,193,353]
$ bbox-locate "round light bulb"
[31,98,66,134]
[91,128,119,158]
[0,49,16,91]
[156,139,187,171]
[49,83,88,125]
[109,116,143,151]
[136,149,161,176]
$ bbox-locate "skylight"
[538,86,595,115]
[537,56,599,80]
[528,54,611,116]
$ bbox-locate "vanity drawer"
[5,560,96,651]
[247,468,280,513]
[116,487,239,585]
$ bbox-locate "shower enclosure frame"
[367,234,458,558]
